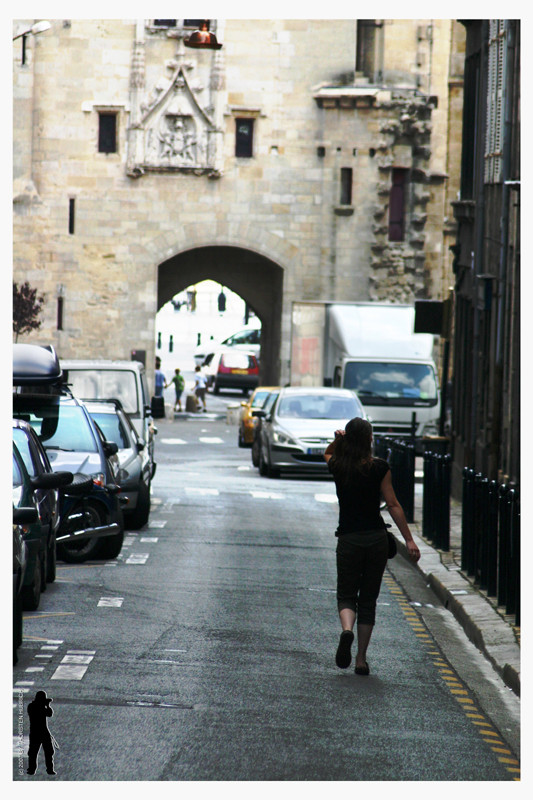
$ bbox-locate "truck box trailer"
[290,301,440,442]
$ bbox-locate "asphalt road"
[13,391,520,782]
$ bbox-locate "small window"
[235,118,254,158]
[340,168,353,205]
[388,168,408,242]
[98,112,118,154]
[153,20,177,28]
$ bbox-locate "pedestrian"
[324,417,420,675]
[27,691,56,775]
[193,365,208,412]
[165,367,185,412]
[154,357,165,398]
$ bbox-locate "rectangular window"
[68,198,75,235]
[153,20,177,27]
[356,20,376,80]
[235,118,254,158]
[388,169,408,241]
[57,297,64,330]
[98,112,117,154]
[340,168,353,205]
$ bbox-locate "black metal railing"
[422,452,451,551]
[374,436,415,523]
[462,469,520,625]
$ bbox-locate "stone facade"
[13,19,465,385]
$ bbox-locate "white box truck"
[290,302,440,442]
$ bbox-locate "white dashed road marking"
[314,494,337,503]
[98,597,124,607]
[185,488,220,496]
[161,438,187,445]
[250,491,283,499]
[51,665,89,680]
[140,537,159,542]
[199,437,224,444]
[148,520,167,528]
[126,553,150,564]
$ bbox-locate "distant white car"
[194,324,261,366]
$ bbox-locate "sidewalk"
[391,483,520,697]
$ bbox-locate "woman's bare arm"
[380,470,420,562]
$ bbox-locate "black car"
[13,344,124,563]
[13,420,73,586]
[86,399,152,529]
[12,443,71,611]
[12,506,30,662]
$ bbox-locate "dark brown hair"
[328,417,374,485]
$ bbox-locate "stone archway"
[158,246,284,385]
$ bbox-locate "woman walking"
[324,417,420,674]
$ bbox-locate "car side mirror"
[13,506,38,525]
[251,409,265,418]
[103,441,119,457]
[31,471,74,490]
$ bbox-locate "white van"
[61,359,156,475]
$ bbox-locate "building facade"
[13,19,465,386]
[450,20,520,493]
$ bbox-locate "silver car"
[256,387,366,478]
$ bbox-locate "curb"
[393,534,520,697]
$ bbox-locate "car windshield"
[343,362,438,400]
[277,394,362,420]
[66,369,139,414]
[89,412,131,449]
[251,390,271,408]
[15,402,97,453]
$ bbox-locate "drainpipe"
[493,20,516,473]
[469,20,488,467]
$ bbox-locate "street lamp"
[13,20,51,65]
[184,20,222,50]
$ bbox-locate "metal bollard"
[497,485,510,608]
[461,468,475,574]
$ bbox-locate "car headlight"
[421,423,439,437]
[272,428,298,447]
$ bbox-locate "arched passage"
[158,246,284,385]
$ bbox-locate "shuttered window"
[485,20,506,183]
[388,168,408,241]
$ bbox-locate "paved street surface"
[13,390,520,782]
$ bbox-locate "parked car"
[13,344,124,564]
[194,322,261,366]
[204,349,259,395]
[61,358,157,478]
[12,443,71,610]
[238,386,279,448]
[86,399,152,529]
[13,420,73,586]
[13,506,31,663]
[254,386,366,477]
[251,390,280,467]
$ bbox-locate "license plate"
[230,369,248,374]
[307,447,325,455]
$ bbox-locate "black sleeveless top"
[328,457,390,536]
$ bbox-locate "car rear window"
[66,369,139,414]
[220,353,257,369]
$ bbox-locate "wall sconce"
[184,20,222,50]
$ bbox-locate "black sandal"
[355,661,370,676]
[335,630,354,668]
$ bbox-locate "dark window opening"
[340,168,353,205]
[57,297,64,331]
[98,112,117,154]
[184,20,207,28]
[21,35,28,66]
[460,51,481,200]
[388,168,408,241]
[356,20,377,81]
[235,118,254,158]
[153,20,177,27]
[68,198,75,235]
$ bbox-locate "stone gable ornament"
[127,43,223,179]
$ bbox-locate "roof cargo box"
[13,344,63,386]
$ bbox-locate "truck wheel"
[57,503,104,563]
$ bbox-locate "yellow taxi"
[238,386,279,447]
